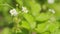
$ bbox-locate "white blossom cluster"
[48,0,55,4]
[22,6,28,13]
[9,6,28,16]
[10,9,18,16]
[49,9,55,14]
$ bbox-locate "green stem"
[0,3,14,8]
[29,29,32,34]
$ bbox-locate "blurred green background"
[0,0,60,34]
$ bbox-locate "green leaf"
[29,1,41,16]
[23,13,35,22]
[35,23,48,33]
[23,13,36,29]
[41,32,50,34]
[48,22,59,32]
[51,29,60,34]
[21,20,30,30]
[36,13,51,21]
[2,28,11,34]
[45,17,60,32]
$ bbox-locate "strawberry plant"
[0,0,60,34]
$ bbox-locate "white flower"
[22,6,28,13]
[49,9,55,14]
[10,9,18,16]
[48,0,55,4]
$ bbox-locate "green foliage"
[0,0,60,34]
